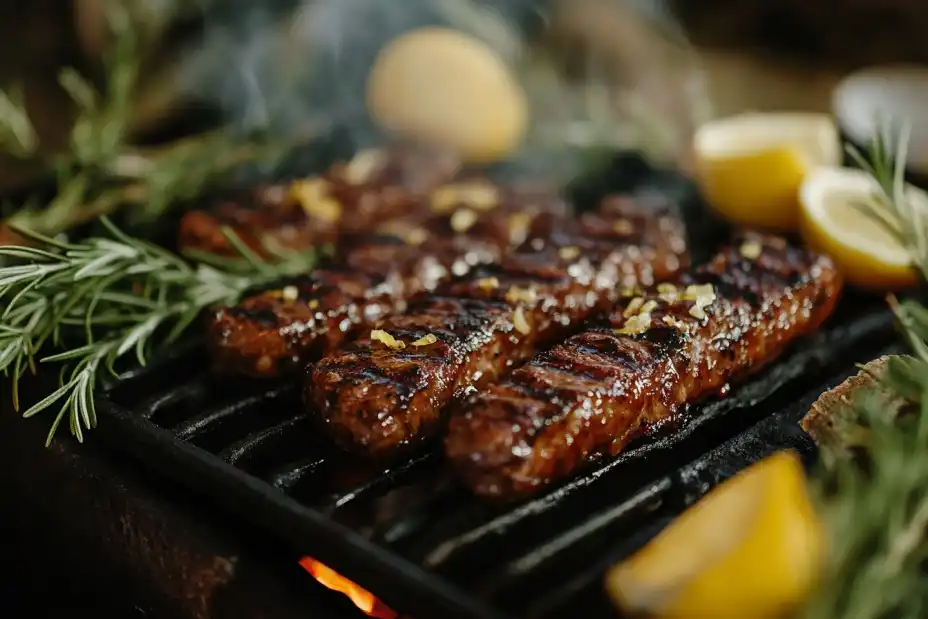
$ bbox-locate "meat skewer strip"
[308,197,689,458]
[445,232,844,499]
[207,182,569,377]
[178,145,462,258]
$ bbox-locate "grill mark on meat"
[207,186,570,377]
[208,260,405,377]
[308,200,690,458]
[445,231,844,499]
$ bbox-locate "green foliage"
[0,219,318,444]
[801,127,928,619]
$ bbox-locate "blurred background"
[3,0,923,197]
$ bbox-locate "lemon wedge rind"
[799,166,919,290]
[694,112,841,166]
[799,167,910,265]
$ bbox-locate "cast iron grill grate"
[86,152,901,618]
[94,294,898,619]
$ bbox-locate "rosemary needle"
[800,127,928,619]
[0,217,318,446]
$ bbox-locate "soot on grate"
[95,291,897,619]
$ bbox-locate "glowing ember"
[300,557,399,619]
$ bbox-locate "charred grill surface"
[445,232,843,499]
[308,198,689,459]
[89,148,903,619]
[207,183,569,377]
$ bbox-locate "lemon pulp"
[605,451,824,619]
[799,166,919,291]
[693,112,841,230]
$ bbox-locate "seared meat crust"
[178,146,462,258]
[308,198,689,458]
[207,183,569,377]
[445,232,843,499]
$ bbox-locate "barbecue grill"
[21,152,903,618]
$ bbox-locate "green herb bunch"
[0,4,292,242]
[0,220,318,445]
[801,127,928,619]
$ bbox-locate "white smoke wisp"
[180,0,472,145]
[523,0,713,170]
[178,0,712,179]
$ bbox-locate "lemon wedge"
[604,451,823,619]
[799,166,920,291]
[693,113,841,230]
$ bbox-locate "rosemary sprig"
[0,4,294,243]
[846,120,928,282]
[801,129,928,618]
[0,218,318,446]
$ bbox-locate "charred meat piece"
[308,198,689,458]
[371,180,572,285]
[178,182,333,258]
[207,240,407,378]
[178,145,462,258]
[445,232,843,499]
[207,187,569,377]
[526,193,690,289]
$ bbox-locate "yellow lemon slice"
[693,113,841,230]
[799,166,920,291]
[604,451,823,619]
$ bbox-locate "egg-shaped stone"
[366,27,528,164]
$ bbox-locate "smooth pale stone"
[366,27,528,164]
[832,64,928,173]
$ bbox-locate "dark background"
[2,1,925,617]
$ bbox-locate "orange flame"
[300,557,399,619]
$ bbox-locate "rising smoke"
[179,0,711,180]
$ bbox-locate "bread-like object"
[801,355,902,448]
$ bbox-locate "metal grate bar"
[476,479,671,599]
[372,484,471,546]
[171,384,294,440]
[412,456,664,578]
[325,452,440,511]
[102,338,209,407]
[218,415,311,465]
[523,516,675,619]
[134,379,209,420]
[266,456,329,491]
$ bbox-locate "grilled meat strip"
[445,232,843,499]
[178,182,334,258]
[308,196,689,458]
[178,145,461,258]
[207,182,569,377]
